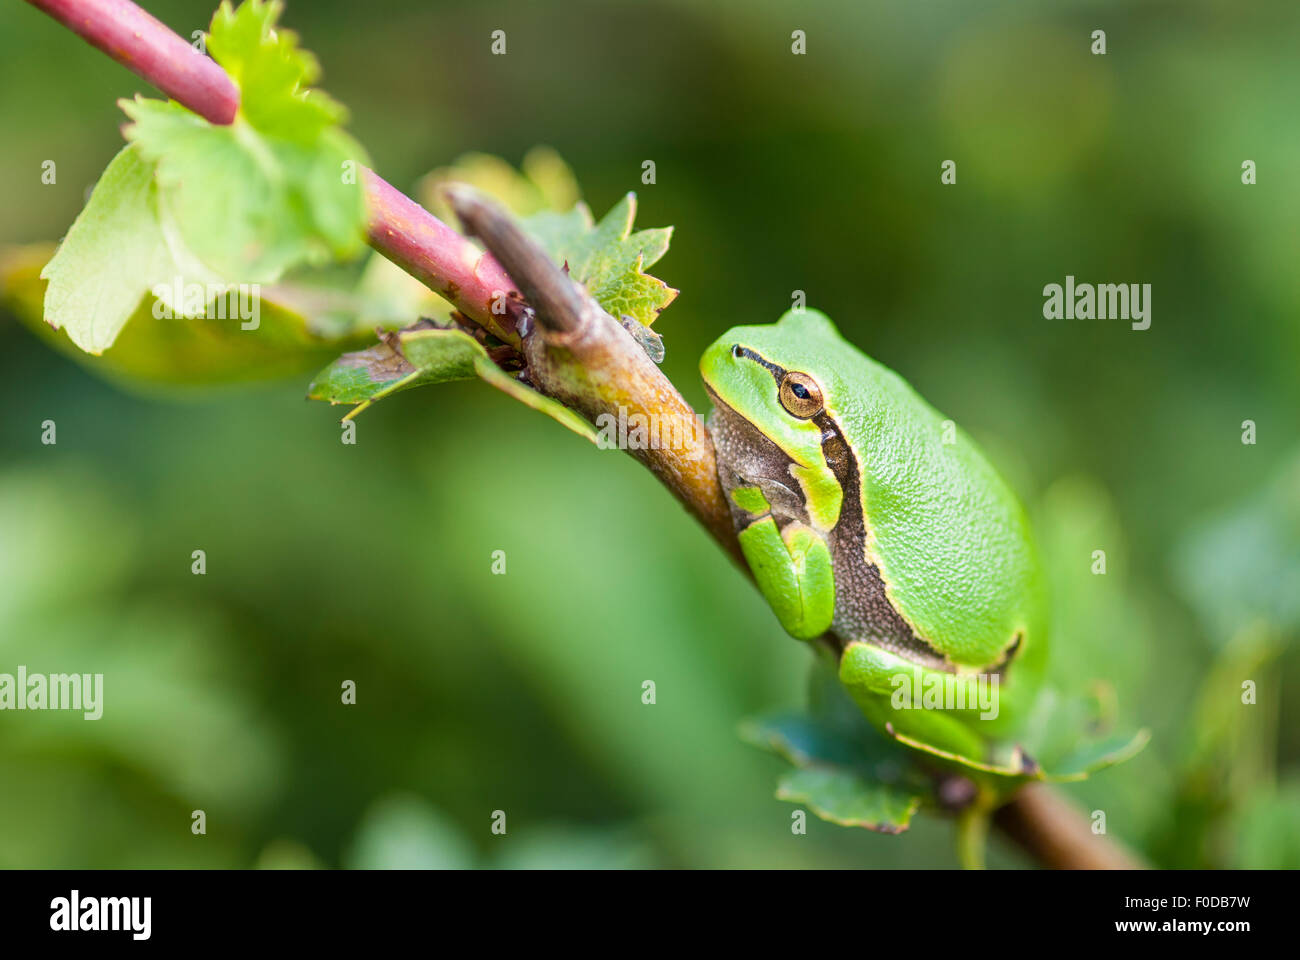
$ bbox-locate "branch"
[23,0,518,339]
[24,0,729,540]
[995,784,1146,870]
[362,171,520,344]
[444,185,739,560]
[25,0,1144,871]
[27,0,237,124]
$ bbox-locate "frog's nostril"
[731,343,744,359]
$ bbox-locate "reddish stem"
[23,0,515,334]
[27,0,238,124]
[363,170,519,341]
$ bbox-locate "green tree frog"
[701,309,1047,768]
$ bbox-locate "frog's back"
[743,310,1045,671]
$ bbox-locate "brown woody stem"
[444,185,739,561]
[995,784,1146,869]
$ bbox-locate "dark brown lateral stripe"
[729,343,949,666]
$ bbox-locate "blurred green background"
[1,0,1297,868]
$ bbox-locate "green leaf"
[309,151,675,441]
[121,96,366,282]
[740,665,928,835]
[308,324,598,442]
[740,711,924,834]
[308,325,477,404]
[419,147,580,223]
[740,712,872,770]
[776,768,920,833]
[423,151,675,327]
[38,146,199,354]
[743,654,1146,838]
[1044,730,1153,779]
[523,193,677,327]
[39,0,368,359]
[881,685,1150,783]
[207,0,346,141]
[118,0,368,282]
[8,243,389,386]
[741,711,919,783]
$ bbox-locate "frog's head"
[700,309,850,531]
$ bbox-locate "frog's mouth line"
[706,392,812,523]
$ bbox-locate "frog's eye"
[779,371,824,419]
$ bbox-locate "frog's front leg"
[730,485,835,641]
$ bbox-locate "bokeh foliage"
[1,0,1296,867]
